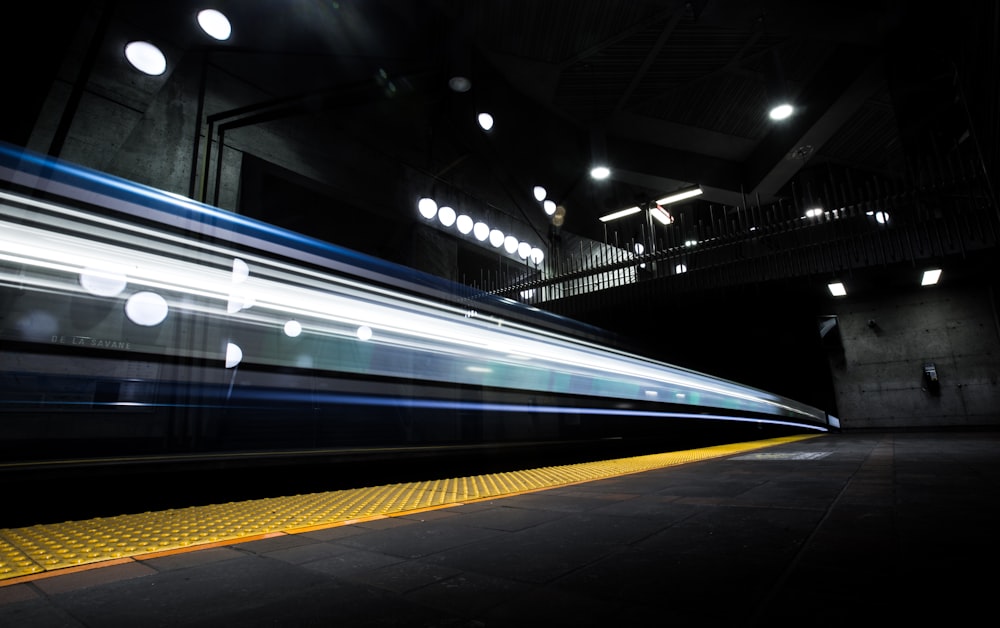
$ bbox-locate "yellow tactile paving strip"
[0,434,822,584]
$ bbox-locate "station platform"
[1,429,998,626]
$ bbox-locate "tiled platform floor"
[2,429,998,626]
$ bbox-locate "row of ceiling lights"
[828,268,942,297]
[417,197,545,265]
[124,9,232,75]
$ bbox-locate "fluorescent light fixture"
[921,269,942,286]
[655,186,702,206]
[590,166,610,180]
[827,282,847,297]
[599,206,640,222]
[650,206,672,225]
[124,41,167,76]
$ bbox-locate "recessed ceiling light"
[921,269,942,286]
[769,103,794,120]
[124,41,166,75]
[449,76,471,92]
[590,166,610,180]
[197,9,232,41]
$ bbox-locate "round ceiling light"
[197,9,232,41]
[124,41,167,76]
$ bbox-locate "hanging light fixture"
[655,186,702,206]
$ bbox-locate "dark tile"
[425,513,662,583]
[335,522,503,559]
[451,504,566,531]
[0,583,40,606]
[344,559,462,594]
[256,540,353,565]
[403,571,529,617]
[482,586,621,627]
[0,598,87,627]
[40,556,331,627]
[141,547,244,572]
[301,549,405,578]
[32,562,157,596]
[496,492,615,513]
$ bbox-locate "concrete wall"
[828,281,1000,430]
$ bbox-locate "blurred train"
[0,143,834,472]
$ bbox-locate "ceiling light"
[530,248,544,264]
[599,206,640,222]
[478,113,494,131]
[675,263,687,274]
[448,76,471,92]
[655,186,702,205]
[504,235,519,254]
[125,291,169,325]
[590,166,610,180]
[867,210,890,224]
[456,214,473,234]
[197,9,232,41]
[79,265,127,297]
[805,208,823,218]
[921,269,942,286]
[225,342,243,368]
[489,229,504,247]
[473,222,490,241]
[543,200,556,216]
[533,186,546,201]
[124,41,167,76]
[828,282,847,297]
[650,206,673,225]
[517,242,531,259]
[769,103,794,120]
[417,197,437,219]
[437,206,456,227]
